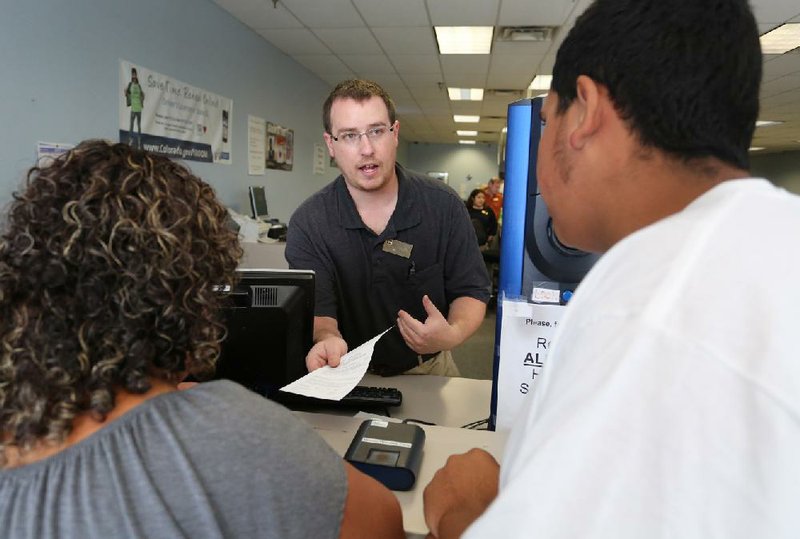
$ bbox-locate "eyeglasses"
[330,123,395,146]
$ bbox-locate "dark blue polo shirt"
[286,165,490,375]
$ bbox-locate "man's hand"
[423,448,500,539]
[306,335,348,371]
[397,295,459,354]
[397,295,486,355]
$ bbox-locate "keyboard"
[273,385,402,409]
[340,385,403,407]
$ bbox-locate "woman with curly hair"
[0,140,402,539]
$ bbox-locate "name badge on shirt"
[382,239,413,259]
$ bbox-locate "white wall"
[0,0,412,222]
[405,143,499,200]
[751,150,800,194]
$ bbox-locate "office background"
[0,0,797,223]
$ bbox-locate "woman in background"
[0,140,403,539]
[466,188,498,250]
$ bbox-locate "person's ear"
[323,131,335,157]
[568,75,603,150]
[391,121,400,145]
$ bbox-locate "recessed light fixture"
[435,26,493,54]
[756,120,783,127]
[749,147,765,152]
[760,23,800,54]
[456,130,478,136]
[528,75,553,91]
[459,140,477,145]
[448,87,484,101]
[454,115,480,123]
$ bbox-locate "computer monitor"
[213,268,314,397]
[248,186,270,221]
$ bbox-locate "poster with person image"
[265,121,294,171]
[118,60,232,164]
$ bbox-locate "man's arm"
[396,295,486,355]
[339,463,404,539]
[306,315,348,371]
[423,449,499,539]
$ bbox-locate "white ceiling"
[214,0,800,154]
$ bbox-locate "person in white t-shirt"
[422,0,800,538]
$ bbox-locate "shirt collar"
[335,164,422,232]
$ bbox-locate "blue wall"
[0,0,355,222]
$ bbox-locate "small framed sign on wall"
[427,171,449,183]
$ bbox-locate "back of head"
[552,0,761,170]
[0,140,242,459]
[322,79,396,133]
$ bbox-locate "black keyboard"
[273,385,402,409]
[340,385,403,407]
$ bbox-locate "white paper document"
[280,328,391,400]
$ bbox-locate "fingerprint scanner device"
[345,419,425,491]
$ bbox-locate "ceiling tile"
[450,102,483,115]
[487,54,542,89]
[353,0,429,27]
[339,54,397,75]
[498,0,575,26]
[313,28,382,54]
[359,73,407,94]
[390,54,442,75]
[408,87,446,101]
[761,75,800,98]
[279,0,365,27]
[293,54,351,74]
[255,28,329,54]
[428,0,499,25]
[763,51,800,81]
[441,55,491,75]
[492,39,554,57]
[417,100,452,114]
[214,0,302,28]
[374,27,439,55]
[318,70,357,86]
[751,0,800,24]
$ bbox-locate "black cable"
[402,418,437,426]
[461,418,490,429]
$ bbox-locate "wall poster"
[118,60,232,164]
[265,121,294,171]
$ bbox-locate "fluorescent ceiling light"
[756,120,783,127]
[435,26,493,54]
[459,140,477,145]
[528,75,553,90]
[760,23,800,54]
[749,147,765,152]
[454,115,480,123]
[456,130,478,136]
[448,87,484,101]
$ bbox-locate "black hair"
[466,188,485,208]
[552,0,761,170]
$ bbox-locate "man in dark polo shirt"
[286,79,490,376]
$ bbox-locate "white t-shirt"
[466,179,800,538]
